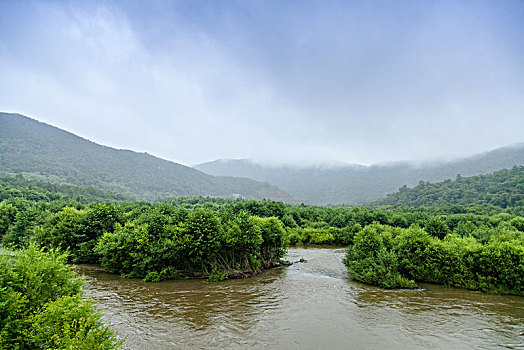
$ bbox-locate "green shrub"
[32,204,121,263]
[207,268,228,282]
[344,222,524,295]
[0,244,120,349]
[286,229,301,245]
[394,225,434,280]
[309,230,335,245]
[332,225,359,245]
[28,295,121,349]
[343,224,416,289]
[256,216,287,263]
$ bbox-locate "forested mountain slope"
[195,144,524,205]
[375,166,524,208]
[0,173,132,203]
[0,113,291,201]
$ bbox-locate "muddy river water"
[78,247,524,349]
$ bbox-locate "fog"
[1,0,523,166]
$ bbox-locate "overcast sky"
[1,0,523,166]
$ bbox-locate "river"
[78,247,524,349]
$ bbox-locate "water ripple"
[79,248,524,350]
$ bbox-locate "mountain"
[195,144,524,205]
[374,166,524,208]
[0,113,291,201]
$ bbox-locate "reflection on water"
[78,248,524,350]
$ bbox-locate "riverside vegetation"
[1,170,524,346]
[2,174,523,292]
[0,176,287,348]
[0,244,121,349]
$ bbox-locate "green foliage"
[181,209,222,269]
[221,212,262,271]
[0,202,16,237]
[1,172,523,296]
[94,205,287,281]
[286,229,301,245]
[394,225,434,280]
[424,216,449,239]
[475,240,524,294]
[28,295,121,349]
[510,217,524,231]
[0,173,130,203]
[343,223,524,295]
[0,244,119,349]
[207,268,228,282]
[0,244,83,313]
[281,213,298,228]
[343,224,416,289]
[389,214,409,228]
[284,225,357,246]
[256,217,286,263]
[377,166,524,208]
[309,230,335,245]
[0,287,27,348]
[143,267,179,283]
[2,206,41,246]
[32,204,121,263]
[96,222,164,278]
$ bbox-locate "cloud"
[0,0,523,166]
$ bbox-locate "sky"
[0,0,523,166]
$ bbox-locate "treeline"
[0,173,132,203]
[163,197,524,246]
[3,187,523,254]
[1,201,287,282]
[163,198,524,295]
[0,180,288,281]
[1,174,524,294]
[376,166,524,208]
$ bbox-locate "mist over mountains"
[0,112,291,201]
[195,144,524,205]
[1,112,523,206]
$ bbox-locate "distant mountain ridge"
[0,112,291,201]
[195,144,524,205]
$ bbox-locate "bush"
[0,244,120,349]
[343,222,524,295]
[32,204,121,263]
[286,229,301,245]
[28,295,121,349]
[256,216,287,263]
[395,225,434,280]
[343,224,416,289]
[309,230,335,245]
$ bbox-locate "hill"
[195,144,524,205]
[0,113,291,201]
[374,166,524,208]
